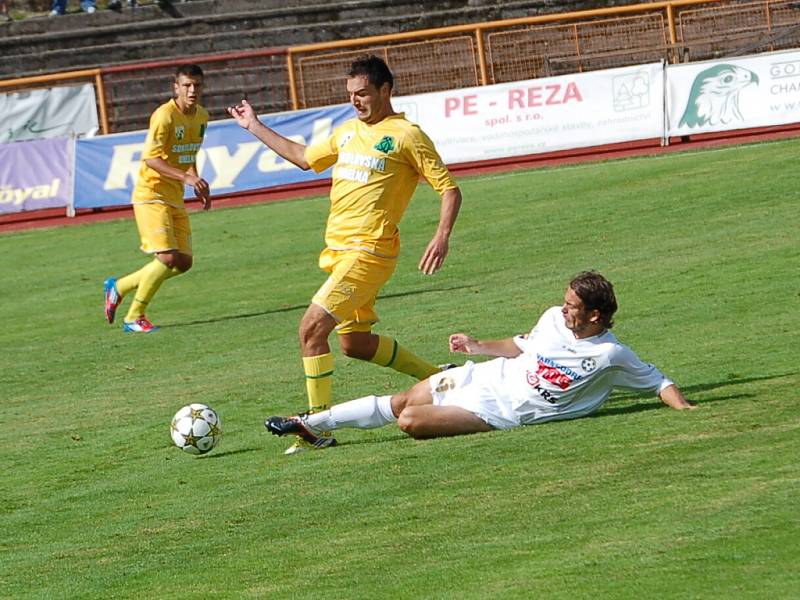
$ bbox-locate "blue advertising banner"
[0,137,72,214]
[73,104,354,210]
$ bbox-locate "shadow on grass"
[596,372,796,418]
[201,446,261,459]
[335,433,408,448]
[164,285,472,329]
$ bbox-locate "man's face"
[174,74,203,111]
[346,75,390,124]
[561,287,600,336]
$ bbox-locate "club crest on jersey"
[581,358,597,372]
[175,125,185,140]
[374,136,395,153]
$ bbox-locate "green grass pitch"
[2,138,798,598]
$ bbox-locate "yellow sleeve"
[405,127,457,195]
[142,107,172,161]
[304,133,338,173]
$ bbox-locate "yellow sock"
[371,335,439,381]
[117,262,182,297]
[123,259,174,321]
[115,263,149,298]
[303,353,334,413]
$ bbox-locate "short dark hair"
[348,55,393,90]
[175,64,204,80]
[569,271,618,329]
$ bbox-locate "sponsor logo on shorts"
[435,376,456,394]
[335,281,356,298]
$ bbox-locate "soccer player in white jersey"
[228,55,462,453]
[265,271,695,445]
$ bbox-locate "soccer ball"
[170,403,222,455]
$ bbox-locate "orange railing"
[3,0,799,133]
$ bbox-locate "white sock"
[306,395,395,431]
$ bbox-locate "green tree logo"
[374,136,396,153]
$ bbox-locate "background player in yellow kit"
[104,64,211,333]
[228,54,463,454]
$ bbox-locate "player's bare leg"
[267,376,492,442]
[299,304,337,357]
[396,405,493,438]
[338,331,379,360]
[284,304,338,454]
[298,304,337,413]
[391,380,493,439]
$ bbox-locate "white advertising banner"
[0,83,99,144]
[666,49,800,136]
[393,62,665,164]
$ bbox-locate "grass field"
[2,138,799,599]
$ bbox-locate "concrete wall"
[1,0,660,79]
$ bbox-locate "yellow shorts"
[133,202,192,255]
[312,248,397,334]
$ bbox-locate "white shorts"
[428,360,520,430]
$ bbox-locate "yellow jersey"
[304,113,457,258]
[132,99,208,208]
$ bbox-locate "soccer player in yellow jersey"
[103,64,211,333]
[228,54,463,454]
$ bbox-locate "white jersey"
[430,306,673,428]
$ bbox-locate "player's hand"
[449,333,479,354]
[194,178,211,210]
[419,235,449,275]
[184,173,211,210]
[227,99,258,130]
[197,187,211,210]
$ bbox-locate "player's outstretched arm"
[226,99,310,170]
[449,333,522,358]
[419,187,462,275]
[659,384,696,410]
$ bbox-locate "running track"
[2,124,798,234]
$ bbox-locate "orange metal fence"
[101,48,289,133]
[3,0,800,133]
[287,0,800,109]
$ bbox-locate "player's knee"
[298,316,329,347]
[175,258,193,273]
[158,252,192,272]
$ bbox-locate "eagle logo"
[679,64,759,128]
